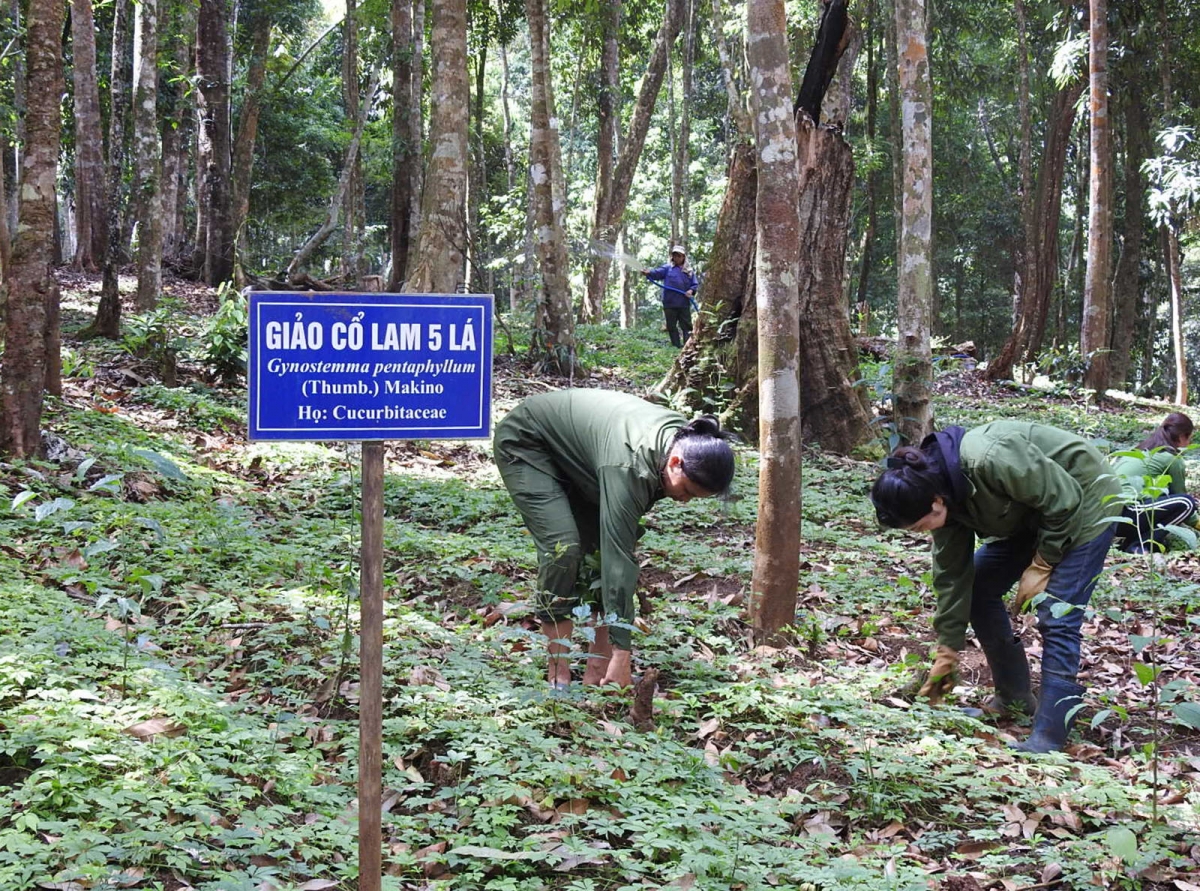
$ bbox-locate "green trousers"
[496,449,600,622]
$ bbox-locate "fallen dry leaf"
[123,718,186,740]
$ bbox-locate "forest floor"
[0,273,1197,891]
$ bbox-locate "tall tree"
[90,0,133,339]
[591,0,621,313]
[406,0,469,292]
[193,0,234,285]
[670,0,696,247]
[69,0,107,271]
[132,0,163,311]
[1109,72,1148,388]
[523,0,574,371]
[746,0,802,644]
[231,8,273,281]
[582,0,684,322]
[986,79,1084,379]
[342,0,364,284]
[793,0,870,454]
[1,0,64,456]
[893,0,934,444]
[1080,0,1112,394]
[286,71,381,280]
[390,0,423,289]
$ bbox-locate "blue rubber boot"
[961,635,1037,719]
[1012,674,1085,754]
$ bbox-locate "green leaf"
[35,498,75,521]
[131,448,188,480]
[1049,601,1078,618]
[89,473,125,493]
[73,457,97,480]
[1163,524,1198,548]
[11,490,37,510]
[1172,701,1200,729]
[1133,662,1160,686]
[84,539,120,558]
[1128,634,1154,655]
[1105,825,1137,862]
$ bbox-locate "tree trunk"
[133,0,162,311]
[193,0,233,285]
[893,0,934,445]
[523,0,575,372]
[231,12,272,282]
[670,0,695,247]
[92,0,132,339]
[659,140,757,421]
[390,0,419,290]
[286,72,380,280]
[341,0,363,284]
[1109,75,1146,388]
[467,41,488,292]
[1081,0,1112,394]
[0,138,9,280]
[795,113,871,454]
[582,0,684,322]
[406,0,469,293]
[853,0,878,326]
[1,0,63,456]
[588,0,621,318]
[1166,226,1187,404]
[70,0,107,272]
[747,0,802,646]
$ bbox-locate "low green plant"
[122,297,193,386]
[200,282,248,385]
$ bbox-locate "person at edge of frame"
[1111,411,1198,554]
[493,388,735,689]
[870,421,1121,754]
[642,246,698,349]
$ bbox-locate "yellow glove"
[917,645,960,705]
[1012,554,1054,617]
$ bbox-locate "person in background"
[642,246,699,348]
[870,421,1121,754]
[493,388,735,689]
[1112,412,1197,554]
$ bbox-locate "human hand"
[1012,554,1054,617]
[601,648,633,687]
[917,645,959,705]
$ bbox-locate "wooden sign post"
[248,292,494,890]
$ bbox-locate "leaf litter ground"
[0,274,1197,891]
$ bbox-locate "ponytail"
[1138,412,1194,451]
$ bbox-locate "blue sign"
[248,292,494,441]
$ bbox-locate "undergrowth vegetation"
[0,283,1197,890]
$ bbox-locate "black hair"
[1138,412,1194,452]
[870,445,951,528]
[668,416,736,495]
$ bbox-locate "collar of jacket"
[920,425,971,510]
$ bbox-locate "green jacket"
[494,389,685,648]
[930,421,1122,650]
[1111,448,1187,501]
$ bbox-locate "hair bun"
[886,446,927,471]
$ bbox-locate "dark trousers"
[663,304,692,348]
[494,450,599,623]
[1115,494,1198,552]
[970,525,1114,688]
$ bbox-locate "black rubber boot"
[978,634,1037,717]
[1012,674,1085,754]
